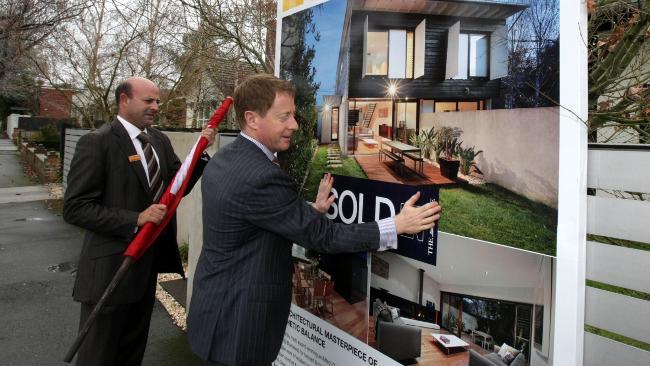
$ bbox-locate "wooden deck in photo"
[355,154,457,186]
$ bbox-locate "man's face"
[120,80,160,130]
[253,92,298,153]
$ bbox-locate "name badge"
[128,155,141,162]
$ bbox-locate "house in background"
[327,0,527,155]
[38,87,75,119]
[178,58,256,129]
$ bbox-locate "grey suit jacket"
[188,136,380,365]
[63,120,206,304]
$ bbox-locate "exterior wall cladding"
[348,11,505,107]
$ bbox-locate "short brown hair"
[234,74,295,128]
[114,80,133,113]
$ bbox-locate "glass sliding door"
[441,291,534,364]
[394,101,417,143]
[441,293,463,337]
[515,304,532,358]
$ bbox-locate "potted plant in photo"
[458,145,483,175]
[437,126,463,179]
[408,131,425,150]
[432,136,444,164]
[420,126,437,160]
[409,127,437,159]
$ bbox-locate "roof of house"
[351,0,527,20]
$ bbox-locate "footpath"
[0,138,201,365]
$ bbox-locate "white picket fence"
[584,144,650,365]
[62,128,90,190]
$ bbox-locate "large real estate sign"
[275,0,560,365]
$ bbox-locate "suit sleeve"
[63,132,139,240]
[240,167,380,253]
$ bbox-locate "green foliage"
[458,146,483,175]
[587,2,650,140]
[439,184,557,255]
[38,124,59,143]
[587,234,650,251]
[278,7,321,185]
[585,324,650,352]
[281,135,316,187]
[410,127,437,159]
[437,126,463,160]
[178,242,189,264]
[586,279,650,301]
[408,132,424,148]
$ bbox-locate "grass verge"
[587,234,650,251]
[586,279,650,301]
[585,324,650,352]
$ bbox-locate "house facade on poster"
[321,0,526,150]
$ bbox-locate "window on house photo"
[434,100,485,112]
[364,17,425,79]
[458,33,489,79]
[435,101,458,112]
[194,105,212,128]
[458,101,480,111]
[406,31,414,78]
[387,30,416,79]
[331,107,339,141]
[366,31,388,75]
[447,21,504,80]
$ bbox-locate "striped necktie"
[137,132,164,202]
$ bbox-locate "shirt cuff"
[377,217,398,251]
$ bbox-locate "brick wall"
[19,141,61,183]
[38,88,74,118]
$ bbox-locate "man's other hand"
[137,204,168,226]
[201,125,217,147]
[394,192,442,235]
[312,173,336,214]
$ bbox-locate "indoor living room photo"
[367,233,554,366]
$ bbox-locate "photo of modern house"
[314,0,560,256]
[368,233,554,366]
[321,0,527,148]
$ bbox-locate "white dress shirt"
[117,115,160,186]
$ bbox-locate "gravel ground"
[156,273,188,331]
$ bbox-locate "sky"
[303,0,347,107]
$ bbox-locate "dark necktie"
[137,132,164,202]
[272,156,280,166]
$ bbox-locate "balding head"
[115,77,160,130]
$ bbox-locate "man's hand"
[394,192,442,235]
[311,173,336,214]
[201,125,217,147]
[137,204,168,226]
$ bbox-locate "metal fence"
[62,128,90,191]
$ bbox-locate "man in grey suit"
[188,74,441,365]
[64,76,216,365]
